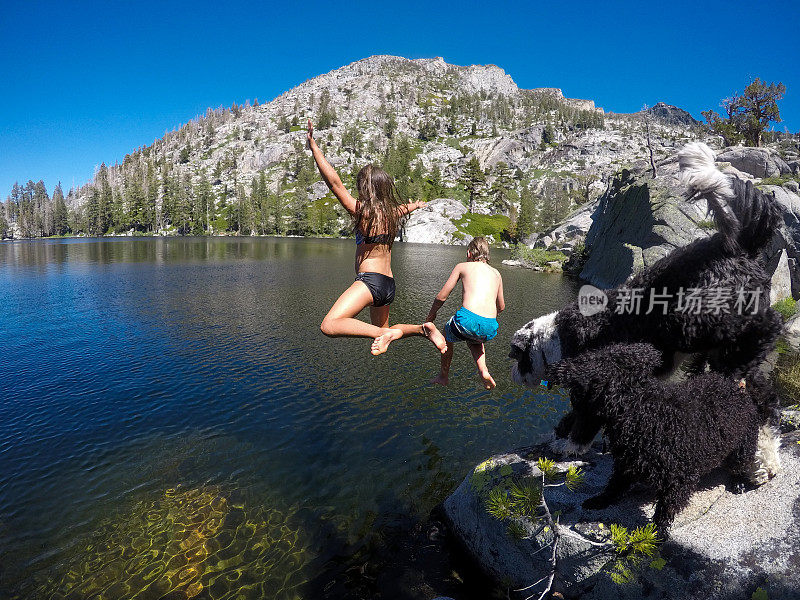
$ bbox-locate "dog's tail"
[726,177,783,256]
[678,142,781,255]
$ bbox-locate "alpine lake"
[0,237,579,600]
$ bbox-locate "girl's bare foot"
[431,374,449,386]
[480,371,496,390]
[422,322,448,354]
[371,328,402,355]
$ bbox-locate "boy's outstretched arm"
[427,264,462,322]
[307,120,357,215]
[496,275,505,313]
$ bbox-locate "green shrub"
[510,244,568,268]
[697,219,717,231]
[773,297,798,322]
[760,175,800,187]
[451,213,511,241]
[775,351,800,405]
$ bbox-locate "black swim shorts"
[355,272,396,307]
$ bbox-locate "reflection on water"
[0,237,579,599]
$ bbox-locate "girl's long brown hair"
[354,164,405,249]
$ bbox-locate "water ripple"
[0,238,578,599]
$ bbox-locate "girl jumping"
[308,120,425,353]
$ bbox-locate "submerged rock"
[443,424,800,600]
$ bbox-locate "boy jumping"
[423,237,504,389]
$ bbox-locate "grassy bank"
[509,244,568,271]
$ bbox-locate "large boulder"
[579,166,711,289]
[785,313,800,351]
[578,162,800,300]
[443,426,800,600]
[717,147,793,179]
[403,197,468,245]
[528,201,598,252]
[765,185,800,299]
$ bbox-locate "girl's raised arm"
[307,120,357,215]
[397,200,426,216]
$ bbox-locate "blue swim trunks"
[444,307,499,344]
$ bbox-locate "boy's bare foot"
[431,374,449,386]
[480,372,496,390]
[371,328,402,355]
[422,322,448,354]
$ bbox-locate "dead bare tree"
[641,104,657,177]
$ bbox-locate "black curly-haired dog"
[548,343,772,531]
[510,143,783,480]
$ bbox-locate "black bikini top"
[356,231,392,245]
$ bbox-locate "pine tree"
[53,182,69,235]
[702,79,786,147]
[425,165,445,201]
[193,177,213,235]
[32,180,49,236]
[86,187,101,235]
[384,112,398,139]
[124,167,146,231]
[0,203,8,239]
[272,183,285,235]
[317,89,336,129]
[97,164,113,234]
[145,160,158,231]
[289,158,315,235]
[160,171,177,230]
[460,156,486,213]
[489,161,516,214]
[384,135,415,200]
[17,181,35,237]
[8,183,22,230]
[516,183,536,240]
[111,188,125,232]
[175,173,193,234]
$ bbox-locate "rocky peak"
[644,102,699,127]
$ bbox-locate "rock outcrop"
[785,313,800,351]
[60,54,711,242]
[644,102,700,127]
[403,198,468,245]
[443,425,800,600]
[577,158,800,300]
[527,201,598,253]
[578,164,712,289]
[717,147,794,179]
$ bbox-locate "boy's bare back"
[454,261,504,318]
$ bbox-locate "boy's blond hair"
[467,237,490,262]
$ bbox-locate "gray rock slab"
[785,314,800,351]
[717,147,793,179]
[403,198,467,245]
[443,428,800,600]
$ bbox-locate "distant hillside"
[2,55,710,240]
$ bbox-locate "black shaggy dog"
[548,343,769,531]
[510,143,783,477]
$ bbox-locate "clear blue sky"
[2,0,798,197]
